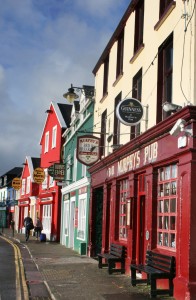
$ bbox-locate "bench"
[130,250,175,298]
[98,243,126,274]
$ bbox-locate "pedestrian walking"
[24,214,34,241]
[34,217,43,240]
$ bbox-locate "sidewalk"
[2,228,175,300]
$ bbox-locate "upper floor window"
[134,0,144,53]
[116,29,124,78]
[42,169,48,190]
[103,54,109,97]
[81,164,86,178]
[160,0,173,18]
[100,109,107,157]
[52,126,57,148]
[113,92,121,147]
[131,68,142,139]
[21,179,26,195]
[157,33,173,123]
[4,176,7,186]
[26,176,31,194]
[44,131,49,153]
[73,149,77,182]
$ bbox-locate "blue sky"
[0,0,130,175]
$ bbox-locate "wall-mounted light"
[63,84,94,103]
[45,109,53,113]
[162,102,182,113]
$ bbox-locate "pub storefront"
[88,106,196,300]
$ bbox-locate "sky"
[0,0,130,176]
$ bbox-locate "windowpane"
[119,179,128,240]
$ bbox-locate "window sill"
[154,1,176,31]
[99,92,108,103]
[130,43,145,64]
[112,72,124,87]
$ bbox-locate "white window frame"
[26,176,31,194]
[44,131,49,153]
[81,164,86,177]
[77,196,86,240]
[66,154,71,181]
[21,179,26,195]
[52,125,57,148]
[73,149,77,182]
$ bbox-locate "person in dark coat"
[24,214,34,241]
[34,217,43,240]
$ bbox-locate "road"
[0,235,29,300]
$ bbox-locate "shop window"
[63,201,69,236]
[134,0,144,54]
[116,29,124,78]
[119,179,128,240]
[103,54,109,97]
[77,197,86,240]
[157,164,177,250]
[131,68,142,139]
[113,92,121,147]
[157,33,173,123]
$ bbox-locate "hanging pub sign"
[12,177,22,190]
[33,167,45,184]
[116,98,144,126]
[48,163,65,181]
[77,135,100,166]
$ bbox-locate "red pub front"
[88,106,196,300]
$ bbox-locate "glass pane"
[158,184,164,197]
[164,200,169,212]
[170,233,176,248]
[158,232,163,246]
[170,216,175,230]
[171,164,177,178]
[163,233,169,246]
[165,166,170,180]
[158,200,164,213]
[164,216,169,229]
[164,183,170,196]
[158,216,163,229]
[159,168,164,181]
[171,181,176,195]
[170,198,176,212]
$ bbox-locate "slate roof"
[1,167,23,177]
[57,103,72,128]
[31,157,41,169]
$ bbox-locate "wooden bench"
[130,250,175,298]
[98,243,126,274]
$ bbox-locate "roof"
[1,167,23,178]
[92,0,138,75]
[32,157,41,169]
[57,103,72,127]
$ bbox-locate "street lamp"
[162,102,182,113]
[63,84,94,103]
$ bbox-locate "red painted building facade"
[89,106,196,300]
[38,101,71,241]
[18,156,40,232]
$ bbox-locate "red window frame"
[119,179,129,240]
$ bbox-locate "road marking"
[0,236,29,300]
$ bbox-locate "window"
[73,149,77,182]
[103,54,109,96]
[4,176,7,185]
[160,0,173,18]
[52,126,57,148]
[66,154,71,181]
[157,164,177,249]
[157,33,173,123]
[44,131,49,153]
[42,204,52,233]
[63,201,69,236]
[113,92,121,146]
[49,175,55,187]
[131,68,142,139]
[116,29,124,78]
[78,197,86,239]
[134,0,144,53]
[81,164,86,178]
[21,179,26,195]
[119,179,128,240]
[100,110,107,157]
[26,176,30,194]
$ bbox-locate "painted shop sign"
[77,135,100,166]
[107,141,158,177]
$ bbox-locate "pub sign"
[77,135,100,166]
[116,98,143,126]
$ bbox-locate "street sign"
[33,167,45,184]
[12,177,22,190]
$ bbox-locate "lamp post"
[63,84,94,103]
